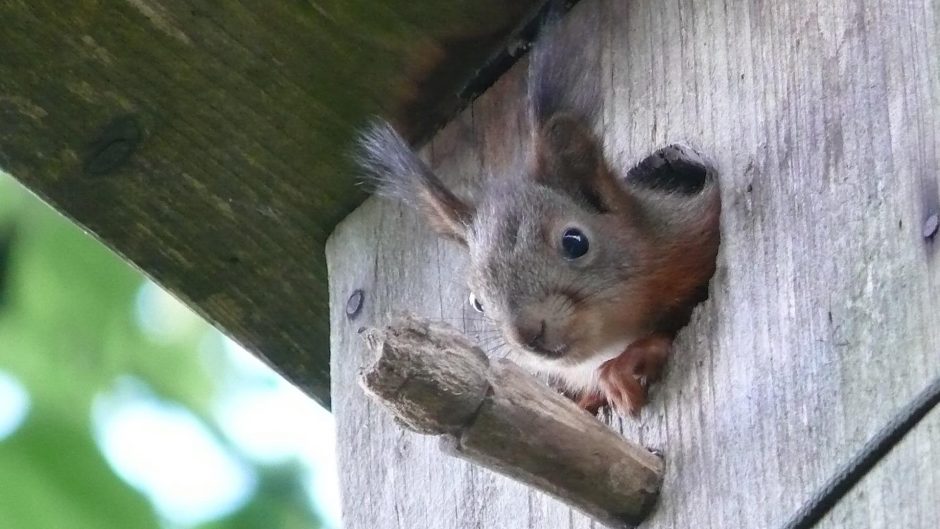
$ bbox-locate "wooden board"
[327,0,940,526]
[0,0,544,407]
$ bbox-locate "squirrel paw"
[576,391,607,416]
[597,335,674,417]
[597,356,647,417]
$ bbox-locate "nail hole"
[346,289,364,319]
[923,213,939,240]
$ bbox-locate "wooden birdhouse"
[1,0,937,528]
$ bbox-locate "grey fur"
[355,120,437,208]
[528,3,601,129]
[356,120,472,241]
[466,181,638,329]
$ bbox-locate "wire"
[781,375,940,529]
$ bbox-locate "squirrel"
[355,5,721,417]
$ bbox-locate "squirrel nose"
[518,320,547,350]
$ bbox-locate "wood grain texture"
[328,0,939,527]
[360,317,492,436]
[0,0,543,407]
[359,316,663,528]
[448,360,662,529]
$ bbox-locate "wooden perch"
[358,316,664,528]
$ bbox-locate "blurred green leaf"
[0,173,323,528]
[0,404,160,529]
[200,464,319,529]
[0,175,215,419]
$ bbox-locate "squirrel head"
[357,114,719,367]
[357,6,719,368]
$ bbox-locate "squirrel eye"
[469,292,484,313]
[561,228,590,259]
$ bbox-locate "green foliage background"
[0,173,324,529]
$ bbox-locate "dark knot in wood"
[83,115,142,176]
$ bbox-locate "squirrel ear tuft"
[356,120,473,244]
[528,0,600,132]
[528,3,629,213]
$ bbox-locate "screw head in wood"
[346,289,364,319]
[923,213,939,240]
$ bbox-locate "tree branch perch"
[358,316,664,528]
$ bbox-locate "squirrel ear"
[527,5,624,213]
[356,121,473,244]
[532,115,631,213]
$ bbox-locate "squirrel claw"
[576,386,640,418]
[596,335,673,417]
[576,391,606,415]
[597,358,646,417]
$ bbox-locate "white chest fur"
[515,338,632,395]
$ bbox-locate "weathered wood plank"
[329,0,939,526]
[0,0,544,406]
